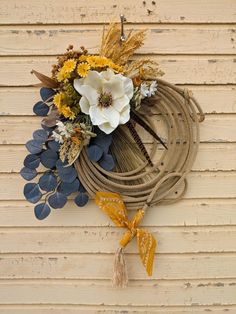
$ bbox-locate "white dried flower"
[148,81,158,97]
[140,83,149,99]
[140,81,158,99]
[52,131,63,143]
[56,121,70,138]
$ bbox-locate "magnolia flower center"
[98,92,113,108]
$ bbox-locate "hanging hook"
[120,14,127,42]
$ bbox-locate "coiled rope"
[75,78,204,211]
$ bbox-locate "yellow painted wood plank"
[1,25,235,56]
[1,0,236,24]
[1,171,236,200]
[0,115,235,144]
[0,56,235,86]
[0,305,235,314]
[1,86,236,115]
[1,143,236,173]
[0,172,236,200]
[0,226,235,253]
[0,199,235,227]
[0,280,235,306]
[1,253,236,280]
[1,141,236,179]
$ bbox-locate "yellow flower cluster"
[78,55,124,74]
[53,92,76,120]
[56,55,123,81]
[57,59,77,82]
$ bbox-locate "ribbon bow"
[95,191,156,276]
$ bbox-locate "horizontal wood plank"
[1,172,236,200]
[0,115,235,144]
[0,305,235,314]
[1,0,236,24]
[1,86,235,115]
[0,56,235,86]
[0,226,235,253]
[1,253,236,280]
[1,25,236,55]
[0,280,235,306]
[1,143,236,173]
[0,199,235,227]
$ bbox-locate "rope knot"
[120,209,144,247]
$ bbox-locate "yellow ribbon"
[95,191,156,276]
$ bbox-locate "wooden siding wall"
[0,0,236,313]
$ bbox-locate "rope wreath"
[21,19,205,287]
[75,78,205,209]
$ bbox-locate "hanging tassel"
[112,247,128,288]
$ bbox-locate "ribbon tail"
[137,228,156,276]
[95,192,129,227]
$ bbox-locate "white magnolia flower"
[74,69,134,134]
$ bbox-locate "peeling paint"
[151,29,164,33]
[147,9,153,15]
[208,59,217,63]
[48,257,58,262]
[34,30,46,36]
[215,282,224,287]
[184,282,191,288]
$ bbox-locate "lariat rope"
[75,78,204,286]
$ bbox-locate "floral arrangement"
[21,21,203,287]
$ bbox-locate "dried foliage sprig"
[100,23,146,65]
[31,70,59,88]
